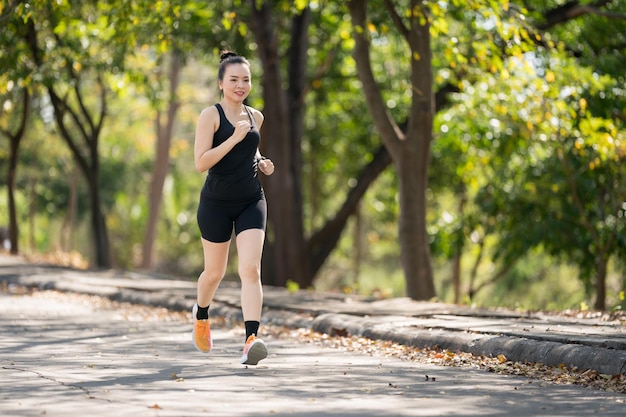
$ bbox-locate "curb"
[1,258,625,376]
[311,313,626,376]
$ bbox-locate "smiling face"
[219,63,251,103]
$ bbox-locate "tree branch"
[469,256,520,300]
[383,0,409,40]
[539,0,626,30]
[347,0,405,161]
[308,144,392,275]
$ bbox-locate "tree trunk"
[5,89,29,255]
[141,50,182,269]
[28,180,36,251]
[397,136,435,299]
[452,250,462,304]
[405,0,436,300]
[352,202,362,287]
[87,173,110,267]
[7,146,19,254]
[247,1,396,289]
[248,0,308,286]
[60,167,78,251]
[594,253,608,310]
[452,188,467,304]
[348,0,436,300]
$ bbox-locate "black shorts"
[197,197,267,243]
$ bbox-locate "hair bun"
[220,50,238,62]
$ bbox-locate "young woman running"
[192,51,274,365]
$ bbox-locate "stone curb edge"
[122,284,626,377]
[309,313,626,376]
[3,273,625,376]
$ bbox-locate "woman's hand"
[232,120,252,143]
[258,158,274,175]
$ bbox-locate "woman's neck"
[220,100,245,116]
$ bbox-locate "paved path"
[1,290,624,417]
[1,255,624,376]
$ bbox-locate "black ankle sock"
[245,321,260,341]
[196,305,209,320]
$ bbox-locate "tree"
[135,0,231,269]
[22,8,112,266]
[3,0,623,311]
[432,0,626,309]
[0,2,35,255]
[244,0,392,287]
[474,60,626,310]
[140,49,183,269]
[17,0,162,267]
[348,0,436,300]
[0,88,30,255]
[482,0,626,309]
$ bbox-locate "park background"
[1,0,624,312]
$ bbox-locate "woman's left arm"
[253,109,274,175]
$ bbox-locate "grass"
[315,249,624,312]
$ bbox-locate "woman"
[193,51,274,365]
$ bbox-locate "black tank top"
[201,104,263,204]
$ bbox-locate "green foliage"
[474,252,588,311]
[426,0,625,309]
[1,0,625,309]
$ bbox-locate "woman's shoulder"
[197,105,222,134]
[199,104,222,122]
[200,104,221,116]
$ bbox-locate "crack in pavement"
[2,365,105,401]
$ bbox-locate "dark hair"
[218,50,250,81]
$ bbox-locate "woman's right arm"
[194,106,251,173]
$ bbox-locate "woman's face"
[219,63,251,103]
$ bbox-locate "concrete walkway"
[2,285,625,416]
[1,254,625,377]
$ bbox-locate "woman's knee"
[199,269,224,285]
[238,261,260,283]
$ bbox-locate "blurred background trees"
[1,0,624,311]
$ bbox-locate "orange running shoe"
[240,335,268,365]
[191,304,212,353]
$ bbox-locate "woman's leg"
[197,237,230,308]
[236,228,268,365]
[192,238,229,353]
[235,229,265,321]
